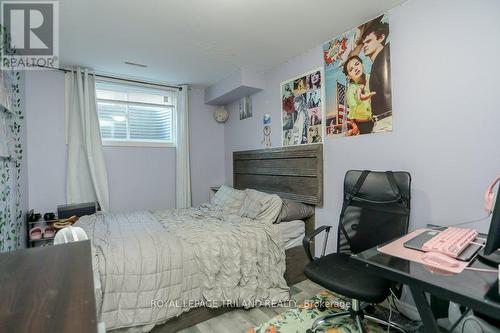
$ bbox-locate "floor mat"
[247,290,423,333]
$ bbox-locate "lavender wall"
[25,71,67,212]
[25,71,225,213]
[224,0,500,252]
[189,88,226,206]
[102,146,176,212]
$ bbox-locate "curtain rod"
[37,65,183,91]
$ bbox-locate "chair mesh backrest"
[337,170,411,254]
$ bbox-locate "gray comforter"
[76,204,289,332]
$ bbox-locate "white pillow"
[211,185,246,213]
[239,189,283,224]
[238,189,266,219]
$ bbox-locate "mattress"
[272,220,305,250]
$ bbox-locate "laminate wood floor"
[177,279,323,333]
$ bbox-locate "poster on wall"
[281,68,323,146]
[323,14,392,138]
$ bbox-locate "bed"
[76,144,323,333]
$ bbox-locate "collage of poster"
[281,69,323,146]
[323,15,392,138]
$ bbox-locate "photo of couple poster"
[323,14,392,138]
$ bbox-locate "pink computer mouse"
[421,252,460,268]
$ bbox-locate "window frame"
[95,79,177,148]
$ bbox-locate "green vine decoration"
[0,24,24,252]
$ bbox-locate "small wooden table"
[0,240,98,333]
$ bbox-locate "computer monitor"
[478,182,500,266]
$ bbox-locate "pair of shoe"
[29,226,56,240]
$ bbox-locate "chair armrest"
[302,225,332,261]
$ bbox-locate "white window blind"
[95,81,176,147]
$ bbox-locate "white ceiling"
[59,0,406,87]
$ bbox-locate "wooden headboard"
[233,145,323,206]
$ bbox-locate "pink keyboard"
[422,227,478,258]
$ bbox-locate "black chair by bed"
[302,170,411,333]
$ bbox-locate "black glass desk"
[351,231,500,333]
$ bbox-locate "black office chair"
[303,170,411,333]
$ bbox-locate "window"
[96,81,176,147]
